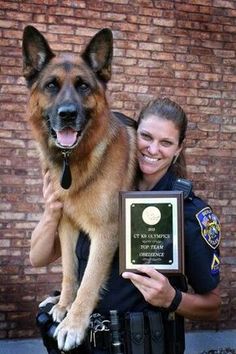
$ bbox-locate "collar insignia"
[196,207,221,249]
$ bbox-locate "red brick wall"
[0,0,235,339]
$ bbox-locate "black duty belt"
[123,311,165,354]
[76,310,165,354]
[37,303,166,354]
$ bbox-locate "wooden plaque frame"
[119,191,184,275]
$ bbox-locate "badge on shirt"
[211,253,220,275]
[196,207,221,249]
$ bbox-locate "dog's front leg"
[50,215,79,323]
[54,226,118,351]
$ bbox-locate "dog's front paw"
[50,302,70,323]
[54,313,89,351]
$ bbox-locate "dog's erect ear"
[82,28,113,84]
[22,26,55,87]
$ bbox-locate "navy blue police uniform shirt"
[76,170,221,316]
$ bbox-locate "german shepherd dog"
[22,26,136,351]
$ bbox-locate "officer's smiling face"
[137,114,183,182]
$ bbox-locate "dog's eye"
[80,83,89,91]
[44,79,59,93]
[75,80,90,94]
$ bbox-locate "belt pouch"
[129,312,145,354]
[148,311,165,354]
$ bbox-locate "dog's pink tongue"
[56,128,77,147]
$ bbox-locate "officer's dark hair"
[137,97,187,178]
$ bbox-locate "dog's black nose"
[58,104,77,119]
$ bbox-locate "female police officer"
[30,98,221,354]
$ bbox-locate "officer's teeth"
[144,155,159,162]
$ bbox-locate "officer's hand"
[43,171,63,218]
[39,293,60,309]
[122,265,176,308]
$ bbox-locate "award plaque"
[119,191,184,274]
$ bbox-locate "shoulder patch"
[196,207,221,249]
[211,253,220,275]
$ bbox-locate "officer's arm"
[176,285,221,320]
[30,210,61,267]
[30,171,62,267]
[180,205,221,320]
[122,266,221,321]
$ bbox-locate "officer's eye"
[160,140,173,147]
[139,132,152,141]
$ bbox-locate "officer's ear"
[176,143,184,158]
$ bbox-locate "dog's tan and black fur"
[22,26,136,351]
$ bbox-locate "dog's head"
[22,26,113,151]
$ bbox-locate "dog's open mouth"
[53,128,81,149]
